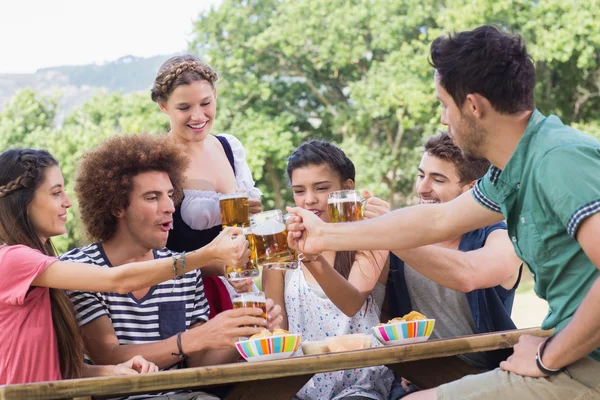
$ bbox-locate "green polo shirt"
[472,110,600,362]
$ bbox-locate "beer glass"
[224,227,259,280]
[232,291,267,327]
[219,192,250,228]
[327,190,364,223]
[251,210,298,270]
[220,192,258,280]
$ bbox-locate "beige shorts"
[437,357,600,400]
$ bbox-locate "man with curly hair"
[62,134,282,400]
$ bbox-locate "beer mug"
[327,190,365,223]
[219,192,250,228]
[250,210,298,270]
[225,227,259,280]
[232,291,267,327]
[220,192,258,280]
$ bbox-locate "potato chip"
[250,329,272,339]
[250,328,292,339]
[402,311,427,321]
[380,311,427,325]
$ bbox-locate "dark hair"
[151,54,218,103]
[0,149,84,379]
[424,132,490,183]
[430,25,535,114]
[286,140,357,280]
[75,134,189,242]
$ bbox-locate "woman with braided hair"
[152,55,262,316]
[0,148,253,385]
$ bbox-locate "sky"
[0,0,221,74]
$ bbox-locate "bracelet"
[170,254,178,292]
[171,332,188,360]
[180,251,186,276]
[535,336,562,376]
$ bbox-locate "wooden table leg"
[387,356,481,389]
[224,374,314,400]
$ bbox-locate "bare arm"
[542,212,600,368]
[82,356,158,377]
[33,228,249,294]
[82,316,191,369]
[393,229,522,292]
[83,309,269,369]
[302,251,388,317]
[263,269,288,330]
[288,191,504,253]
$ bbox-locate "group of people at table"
[0,25,599,400]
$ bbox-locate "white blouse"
[180,134,262,231]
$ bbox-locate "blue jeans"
[389,378,418,400]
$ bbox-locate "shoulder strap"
[215,135,236,175]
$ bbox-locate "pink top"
[0,245,61,385]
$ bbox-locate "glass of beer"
[327,190,364,223]
[220,192,258,280]
[225,227,259,281]
[250,210,298,270]
[219,192,250,228]
[232,291,267,326]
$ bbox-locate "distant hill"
[0,54,174,123]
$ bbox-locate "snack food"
[378,311,427,326]
[250,328,291,339]
[327,334,372,352]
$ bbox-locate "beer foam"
[253,219,286,236]
[219,192,248,200]
[328,197,361,204]
[233,294,266,303]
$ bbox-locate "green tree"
[189,0,600,208]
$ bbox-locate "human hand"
[227,278,255,293]
[249,198,263,215]
[363,190,390,219]
[113,355,159,375]
[208,227,250,267]
[500,335,548,377]
[265,298,283,330]
[187,307,267,350]
[285,207,326,255]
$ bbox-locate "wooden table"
[0,327,551,400]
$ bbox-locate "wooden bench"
[0,327,551,400]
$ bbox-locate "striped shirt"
[61,243,210,399]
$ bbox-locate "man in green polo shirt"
[287,25,600,399]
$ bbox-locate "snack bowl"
[372,319,436,346]
[235,334,302,362]
[327,333,373,353]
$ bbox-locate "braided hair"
[151,55,218,103]
[0,148,84,379]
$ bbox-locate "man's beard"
[458,114,486,162]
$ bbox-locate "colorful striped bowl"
[372,319,436,346]
[235,334,302,362]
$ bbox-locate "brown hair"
[75,134,189,242]
[430,25,535,114]
[424,132,490,183]
[0,149,84,379]
[151,55,218,104]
